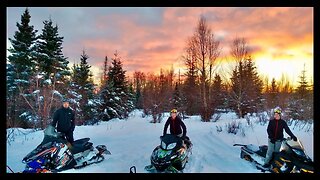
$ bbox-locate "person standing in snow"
[163,108,191,147]
[51,98,75,143]
[263,107,297,168]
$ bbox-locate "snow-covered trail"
[66,112,260,173]
[182,120,258,173]
[8,110,311,173]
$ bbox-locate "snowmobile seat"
[72,138,90,146]
[70,138,93,154]
[70,142,93,154]
[257,145,268,158]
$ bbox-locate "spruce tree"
[230,57,263,117]
[7,8,38,127]
[69,51,98,125]
[170,82,182,110]
[288,65,313,120]
[99,52,133,120]
[182,51,200,115]
[211,74,225,111]
[32,18,70,128]
[8,8,38,79]
[36,18,70,88]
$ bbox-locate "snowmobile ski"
[253,161,270,173]
[145,164,156,172]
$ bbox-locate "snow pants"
[264,139,282,165]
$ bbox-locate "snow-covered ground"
[6,110,313,173]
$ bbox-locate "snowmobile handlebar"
[284,137,292,141]
[282,136,298,142]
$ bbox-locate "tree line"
[7,9,313,129]
[131,16,313,123]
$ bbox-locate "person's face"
[171,112,177,119]
[63,102,69,108]
[274,113,280,120]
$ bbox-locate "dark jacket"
[51,106,75,133]
[267,118,295,141]
[163,116,186,137]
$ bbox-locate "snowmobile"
[233,137,314,173]
[22,125,111,173]
[145,134,192,173]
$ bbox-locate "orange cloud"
[61,7,313,86]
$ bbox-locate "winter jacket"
[267,118,296,141]
[163,116,187,137]
[51,106,75,133]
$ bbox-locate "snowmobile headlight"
[161,141,166,149]
[167,143,177,150]
[170,154,177,159]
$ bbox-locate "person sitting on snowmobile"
[51,98,75,144]
[163,108,191,148]
[262,107,297,168]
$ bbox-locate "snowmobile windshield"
[160,134,182,150]
[286,139,304,151]
[286,138,309,159]
[44,125,62,138]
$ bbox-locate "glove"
[291,136,297,141]
[270,139,276,144]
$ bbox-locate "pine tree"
[8,8,38,80]
[69,51,98,124]
[230,57,263,117]
[36,18,70,88]
[288,65,313,120]
[182,49,200,115]
[211,74,225,111]
[7,8,38,127]
[30,17,70,128]
[266,78,279,109]
[243,57,264,113]
[296,64,310,100]
[99,51,133,121]
[133,71,146,109]
[170,82,182,111]
[6,63,19,127]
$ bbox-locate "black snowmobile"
[22,125,111,173]
[233,137,314,173]
[145,134,192,173]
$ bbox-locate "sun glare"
[255,57,313,88]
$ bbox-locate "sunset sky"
[6,7,313,87]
